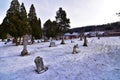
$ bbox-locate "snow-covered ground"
[0,37,120,80]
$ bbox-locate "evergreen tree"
[55,7,70,44]
[20,3,30,35]
[18,3,31,44]
[2,0,21,45]
[2,0,30,45]
[0,25,7,40]
[28,4,42,43]
[52,21,59,37]
[28,4,37,21]
[43,19,58,38]
[38,18,42,38]
[1,17,9,34]
[43,19,52,38]
[56,7,70,34]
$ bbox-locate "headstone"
[49,37,52,42]
[71,40,74,43]
[98,36,100,39]
[34,56,48,74]
[4,39,11,44]
[37,40,40,43]
[49,41,55,47]
[61,37,65,44]
[72,44,79,54]
[21,34,29,56]
[44,37,48,42]
[96,33,100,39]
[80,34,83,41]
[83,36,88,47]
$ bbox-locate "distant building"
[84,31,104,37]
[64,32,79,39]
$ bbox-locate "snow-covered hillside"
[0,37,120,80]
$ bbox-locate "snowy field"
[0,37,120,80]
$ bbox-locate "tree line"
[0,0,70,45]
[70,21,120,33]
[0,0,42,45]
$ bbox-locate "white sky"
[0,0,120,28]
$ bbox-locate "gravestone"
[98,36,100,39]
[96,33,100,39]
[71,39,74,43]
[34,56,48,74]
[44,37,48,42]
[61,37,65,44]
[21,35,29,56]
[80,34,83,41]
[49,37,52,42]
[72,44,79,54]
[37,40,40,43]
[83,36,88,47]
[49,41,55,47]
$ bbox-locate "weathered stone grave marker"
[72,44,79,54]
[34,56,48,74]
[71,39,74,43]
[49,41,56,47]
[61,37,65,44]
[83,36,88,47]
[21,34,29,56]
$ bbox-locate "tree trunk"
[31,36,34,44]
[2,39,4,42]
[15,37,19,46]
[80,35,83,41]
[19,37,22,45]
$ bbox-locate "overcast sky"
[0,0,120,28]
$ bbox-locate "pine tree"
[28,4,42,43]
[0,25,7,40]
[52,21,59,37]
[20,3,29,34]
[56,7,70,34]
[1,17,9,34]
[19,3,30,44]
[38,18,42,39]
[55,7,70,44]
[2,0,30,45]
[43,19,52,38]
[2,0,21,45]
[43,19,58,39]
[28,4,37,21]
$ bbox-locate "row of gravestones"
[49,36,88,54]
[21,35,88,56]
[21,35,88,74]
